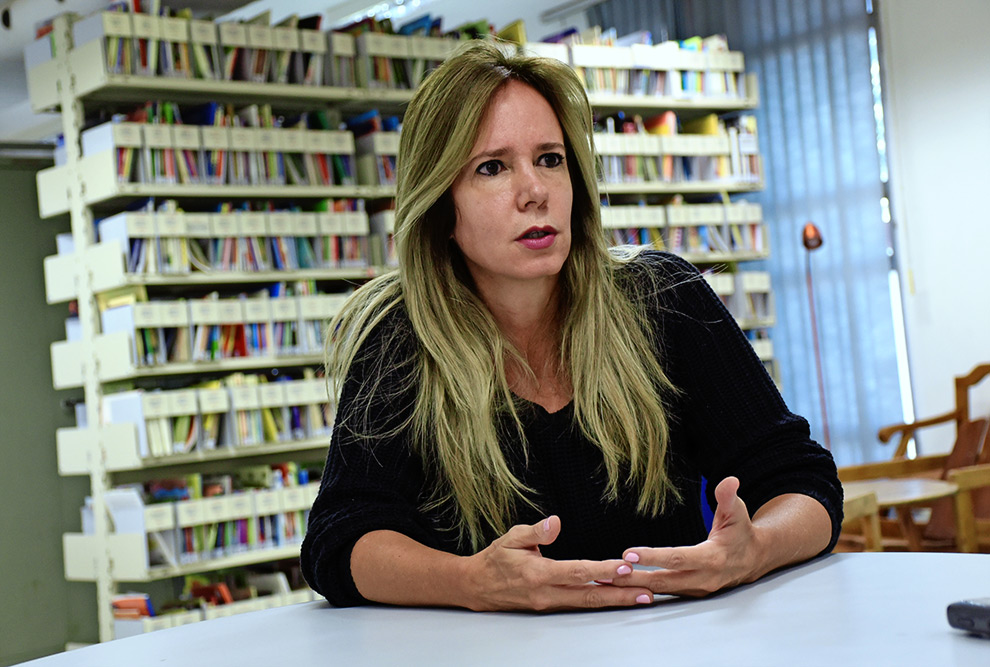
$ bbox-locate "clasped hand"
[464,476,765,611]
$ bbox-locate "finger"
[614,569,721,598]
[711,476,748,530]
[543,557,639,585]
[499,515,560,549]
[529,584,656,611]
[620,544,711,572]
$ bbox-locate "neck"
[475,275,561,354]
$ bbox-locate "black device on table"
[947,598,990,637]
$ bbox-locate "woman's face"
[450,80,573,298]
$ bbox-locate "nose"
[515,162,549,211]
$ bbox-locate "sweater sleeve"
[643,252,843,553]
[300,311,443,606]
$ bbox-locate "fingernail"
[543,518,551,532]
[636,594,652,605]
[616,565,632,575]
[626,552,640,563]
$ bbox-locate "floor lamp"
[802,222,831,450]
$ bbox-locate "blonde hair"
[327,39,679,551]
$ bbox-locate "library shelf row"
[29,38,417,115]
[65,535,306,583]
[602,180,763,196]
[45,243,379,303]
[587,89,758,117]
[113,588,317,638]
[58,423,330,478]
[29,36,761,118]
[51,330,323,388]
[66,481,318,582]
[36,150,395,218]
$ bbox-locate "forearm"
[749,493,832,580]
[351,530,473,608]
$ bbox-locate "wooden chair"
[947,463,990,553]
[837,363,990,551]
[840,492,883,552]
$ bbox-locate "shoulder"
[612,248,707,308]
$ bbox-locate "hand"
[611,476,768,598]
[462,515,655,612]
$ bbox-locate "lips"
[516,226,557,250]
[516,226,556,241]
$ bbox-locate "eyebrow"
[469,142,566,162]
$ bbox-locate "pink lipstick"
[516,226,557,250]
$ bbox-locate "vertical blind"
[589,0,903,465]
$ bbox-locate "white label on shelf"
[243,298,271,322]
[328,32,354,56]
[175,499,206,527]
[199,126,229,151]
[238,212,267,237]
[190,20,218,45]
[160,16,188,42]
[284,380,315,406]
[157,214,185,238]
[160,301,190,326]
[259,382,287,408]
[172,125,200,150]
[254,489,281,514]
[198,388,230,413]
[268,212,293,236]
[131,14,161,39]
[247,25,274,49]
[112,123,144,148]
[294,213,318,236]
[103,12,133,37]
[272,27,299,51]
[738,134,759,154]
[325,131,355,155]
[185,214,211,237]
[211,215,238,237]
[280,129,305,152]
[142,392,170,419]
[301,30,328,54]
[343,212,370,236]
[229,385,261,410]
[168,389,198,416]
[143,125,172,149]
[217,299,244,324]
[299,295,334,320]
[218,22,249,47]
[271,298,299,322]
[189,300,222,324]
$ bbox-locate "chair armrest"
[878,410,957,457]
[837,454,950,482]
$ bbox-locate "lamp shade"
[802,222,823,250]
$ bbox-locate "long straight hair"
[326,39,679,551]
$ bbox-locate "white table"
[21,553,990,666]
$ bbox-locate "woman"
[301,40,842,611]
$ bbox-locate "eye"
[539,152,565,168]
[476,160,505,176]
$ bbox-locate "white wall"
[880,0,990,451]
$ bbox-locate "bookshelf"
[31,11,776,642]
[29,12,418,642]
[528,35,779,383]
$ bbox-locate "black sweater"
[300,252,843,606]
